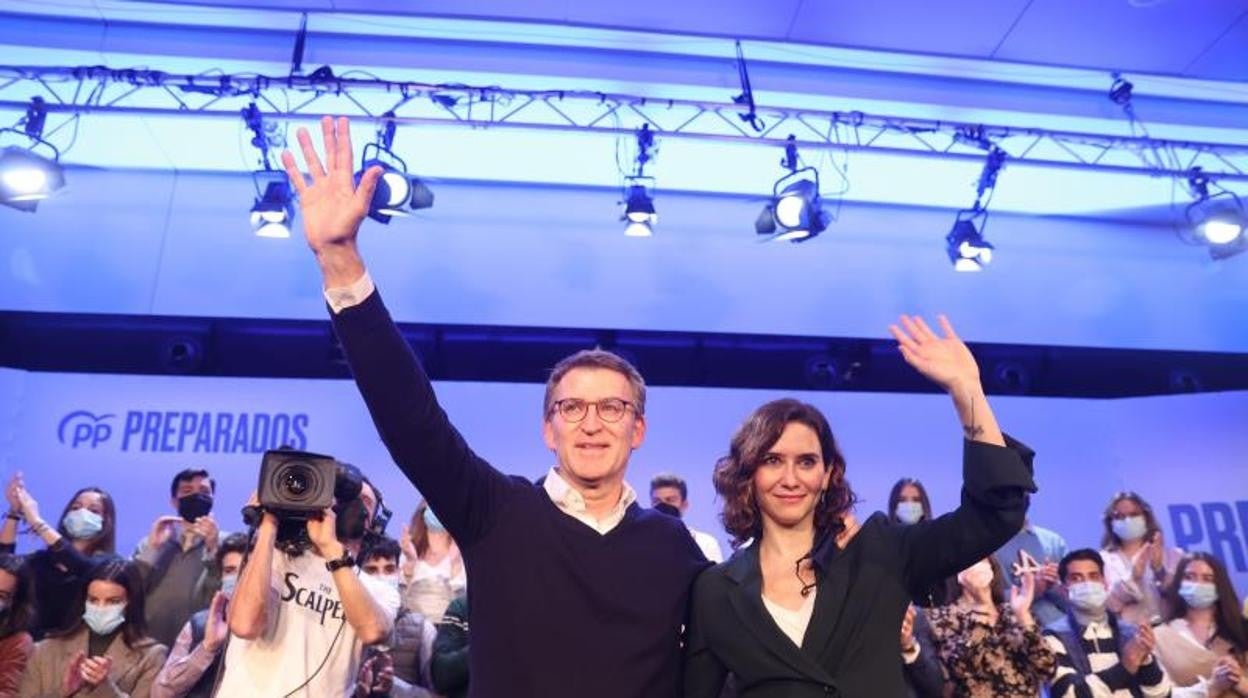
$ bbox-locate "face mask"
[1179,580,1218,609]
[958,561,994,590]
[220,574,238,598]
[177,493,214,522]
[83,602,126,635]
[334,498,368,542]
[377,573,401,590]
[62,509,104,540]
[423,508,445,533]
[895,501,924,525]
[652,502,682,519]
[1067,581,1109,613]
[1112,515,1148,543]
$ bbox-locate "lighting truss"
[0,65,1246,181]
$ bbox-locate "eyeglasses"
[549,397,637,423]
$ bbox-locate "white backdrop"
[1,367,1245,596]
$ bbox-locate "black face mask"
[334,498,369,542]
[178,493,214,522]
[653,502,682,519]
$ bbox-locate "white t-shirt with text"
[215,549,401,697]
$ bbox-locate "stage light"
[619,125,658,236]
[755,136,827,242]
[357,113,434,224]
[621,179,656,237]
[250,178,294,238]
[0,98,67,212]
[946,214,994,272]
[1186,167,1246,257]
[243,103,295,237]
[942,144,1006,270]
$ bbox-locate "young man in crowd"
[649,473,724,563]
[221,465,400,697]
[135,468,223,648]
[1044,549,1172,698]
[151,532,249,698]
[353,536,438,698]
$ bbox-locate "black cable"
[281,615,347,697]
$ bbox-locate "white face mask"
[83,602,126,635]
[1111,515,1148,543]
[1067,581,1109,614]
[1179,580,1218,609]
[372,573,401,590]
[894,501,924,525]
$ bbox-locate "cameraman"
[218,467,399,697]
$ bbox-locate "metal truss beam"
[1,64,1246,181]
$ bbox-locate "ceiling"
[120,0,1248,82]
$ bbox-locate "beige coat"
[19,627,167,698]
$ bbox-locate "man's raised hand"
[280,116,383,286]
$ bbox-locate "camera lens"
[284,471,308,496]
[278,463,315,501]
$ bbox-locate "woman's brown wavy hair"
[713,398,857,548]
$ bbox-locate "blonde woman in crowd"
[1100,492,1185,625]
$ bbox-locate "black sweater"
[0,539,106,639]
[332,291,709,698]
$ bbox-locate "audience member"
[134,469,223,647]
[21,558,168,697]
[1045,548,1172,698]
[993,513,1069,625]
[899,603,943,698]
[0,553,36,695]
[355,536,437,697]
[1100,492,1185,625]
[1,474,117,638]
[887,478,932,527]
[886,478,953,607]
[1154,552,1248,697]
[150,532,249,698]
[431,592,469,698]
[650,473,724,563]
[925,557,1056,696]
[399,501,466,623]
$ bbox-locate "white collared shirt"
[324,271,376,314]
[542,467,636,535]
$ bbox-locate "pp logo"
[58,411,116,449]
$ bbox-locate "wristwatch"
[326,551,356,573]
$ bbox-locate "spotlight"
[943,144,1006,270]
[755,136,827,242]
[619,125,658,236]
[250,176,295,238]
[946,213,994,272]
[621,179,656,237]
[356,113,434,225]
[242,104,295,237]
[358,147,434,225]
[1186,167,1246,257]
[0,146,65,211]
[0,99,67,212]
